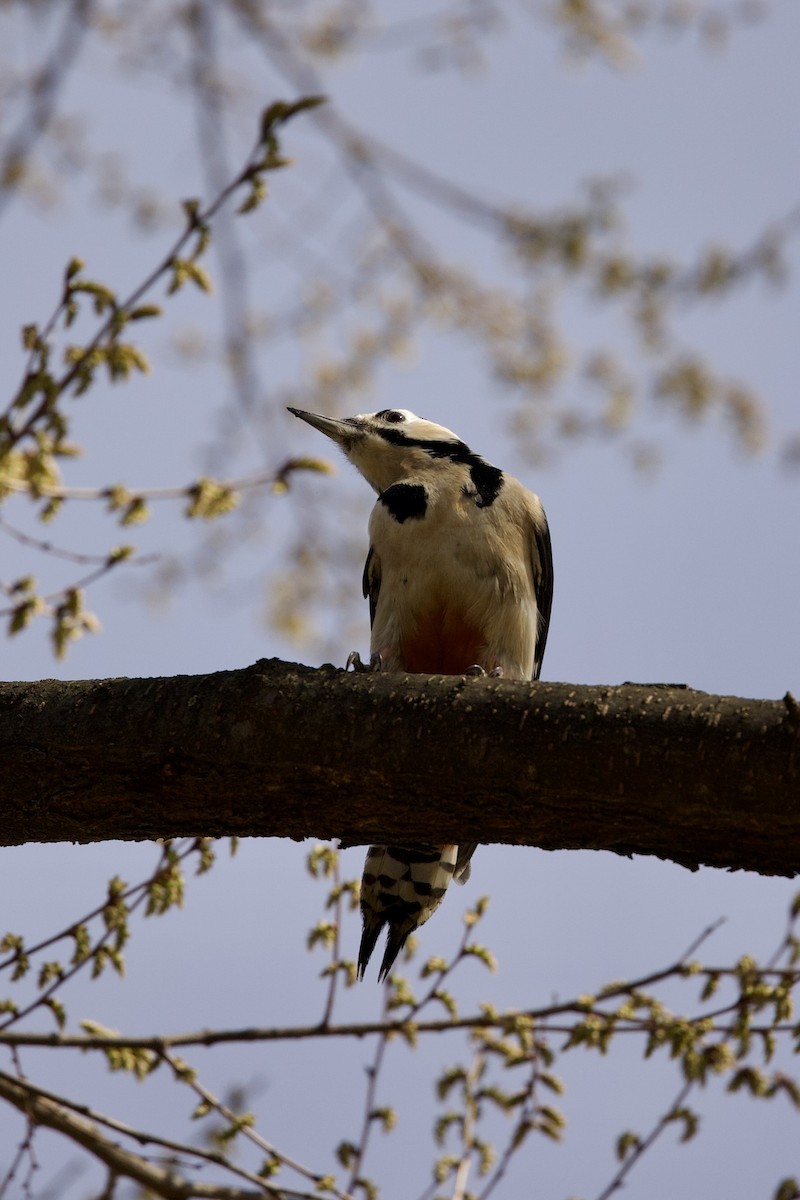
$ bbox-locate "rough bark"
[1,659,798,875]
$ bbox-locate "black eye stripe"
[374,427,505,507]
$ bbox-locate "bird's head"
[288,406,469,492]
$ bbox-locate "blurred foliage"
[0,0,795,655]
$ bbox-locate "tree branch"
[0,1070,274,1200]
[0,947,777,1051]
[1,660,798,874]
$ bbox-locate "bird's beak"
[287,407,362,449]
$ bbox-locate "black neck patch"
[469,459,503,508]
[377,427,504,509]
[379,482,428,523]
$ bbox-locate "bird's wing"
[530,506,554,681]
[362,545,381,630]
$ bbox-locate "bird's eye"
[378,409,406,424]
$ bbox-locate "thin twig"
[0,467,283,502]
[476,1055,540,1200]
[4,108,289,450]
[0,839,198,973]
[0,951,768,1047]
[0,516,158,567]
[345,991,391,1193]
[0,1068,277,1200]
[320,852,343,1027]
[0,1067,285,1199]
[591,1079,695,1200]
[189,0,269,468]
[451,1050,484,1200]
[0,1047,38,1199]
[160,1048,357,1200]
[0,0,96,220]
[0,840,203,1033]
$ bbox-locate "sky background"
[1,2,799,1197]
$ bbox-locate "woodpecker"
[288,406,553,981]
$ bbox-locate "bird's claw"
[464,664,504,678]
[347,650,383,673]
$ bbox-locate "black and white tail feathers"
[357,843,475,981]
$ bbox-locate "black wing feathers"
[362,546,380,629]
[531,511,554,681]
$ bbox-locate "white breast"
[368,477,539,679]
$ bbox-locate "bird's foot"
[464,664,504,678]
[347,650,383,673]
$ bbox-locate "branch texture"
[1,660,798,874]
